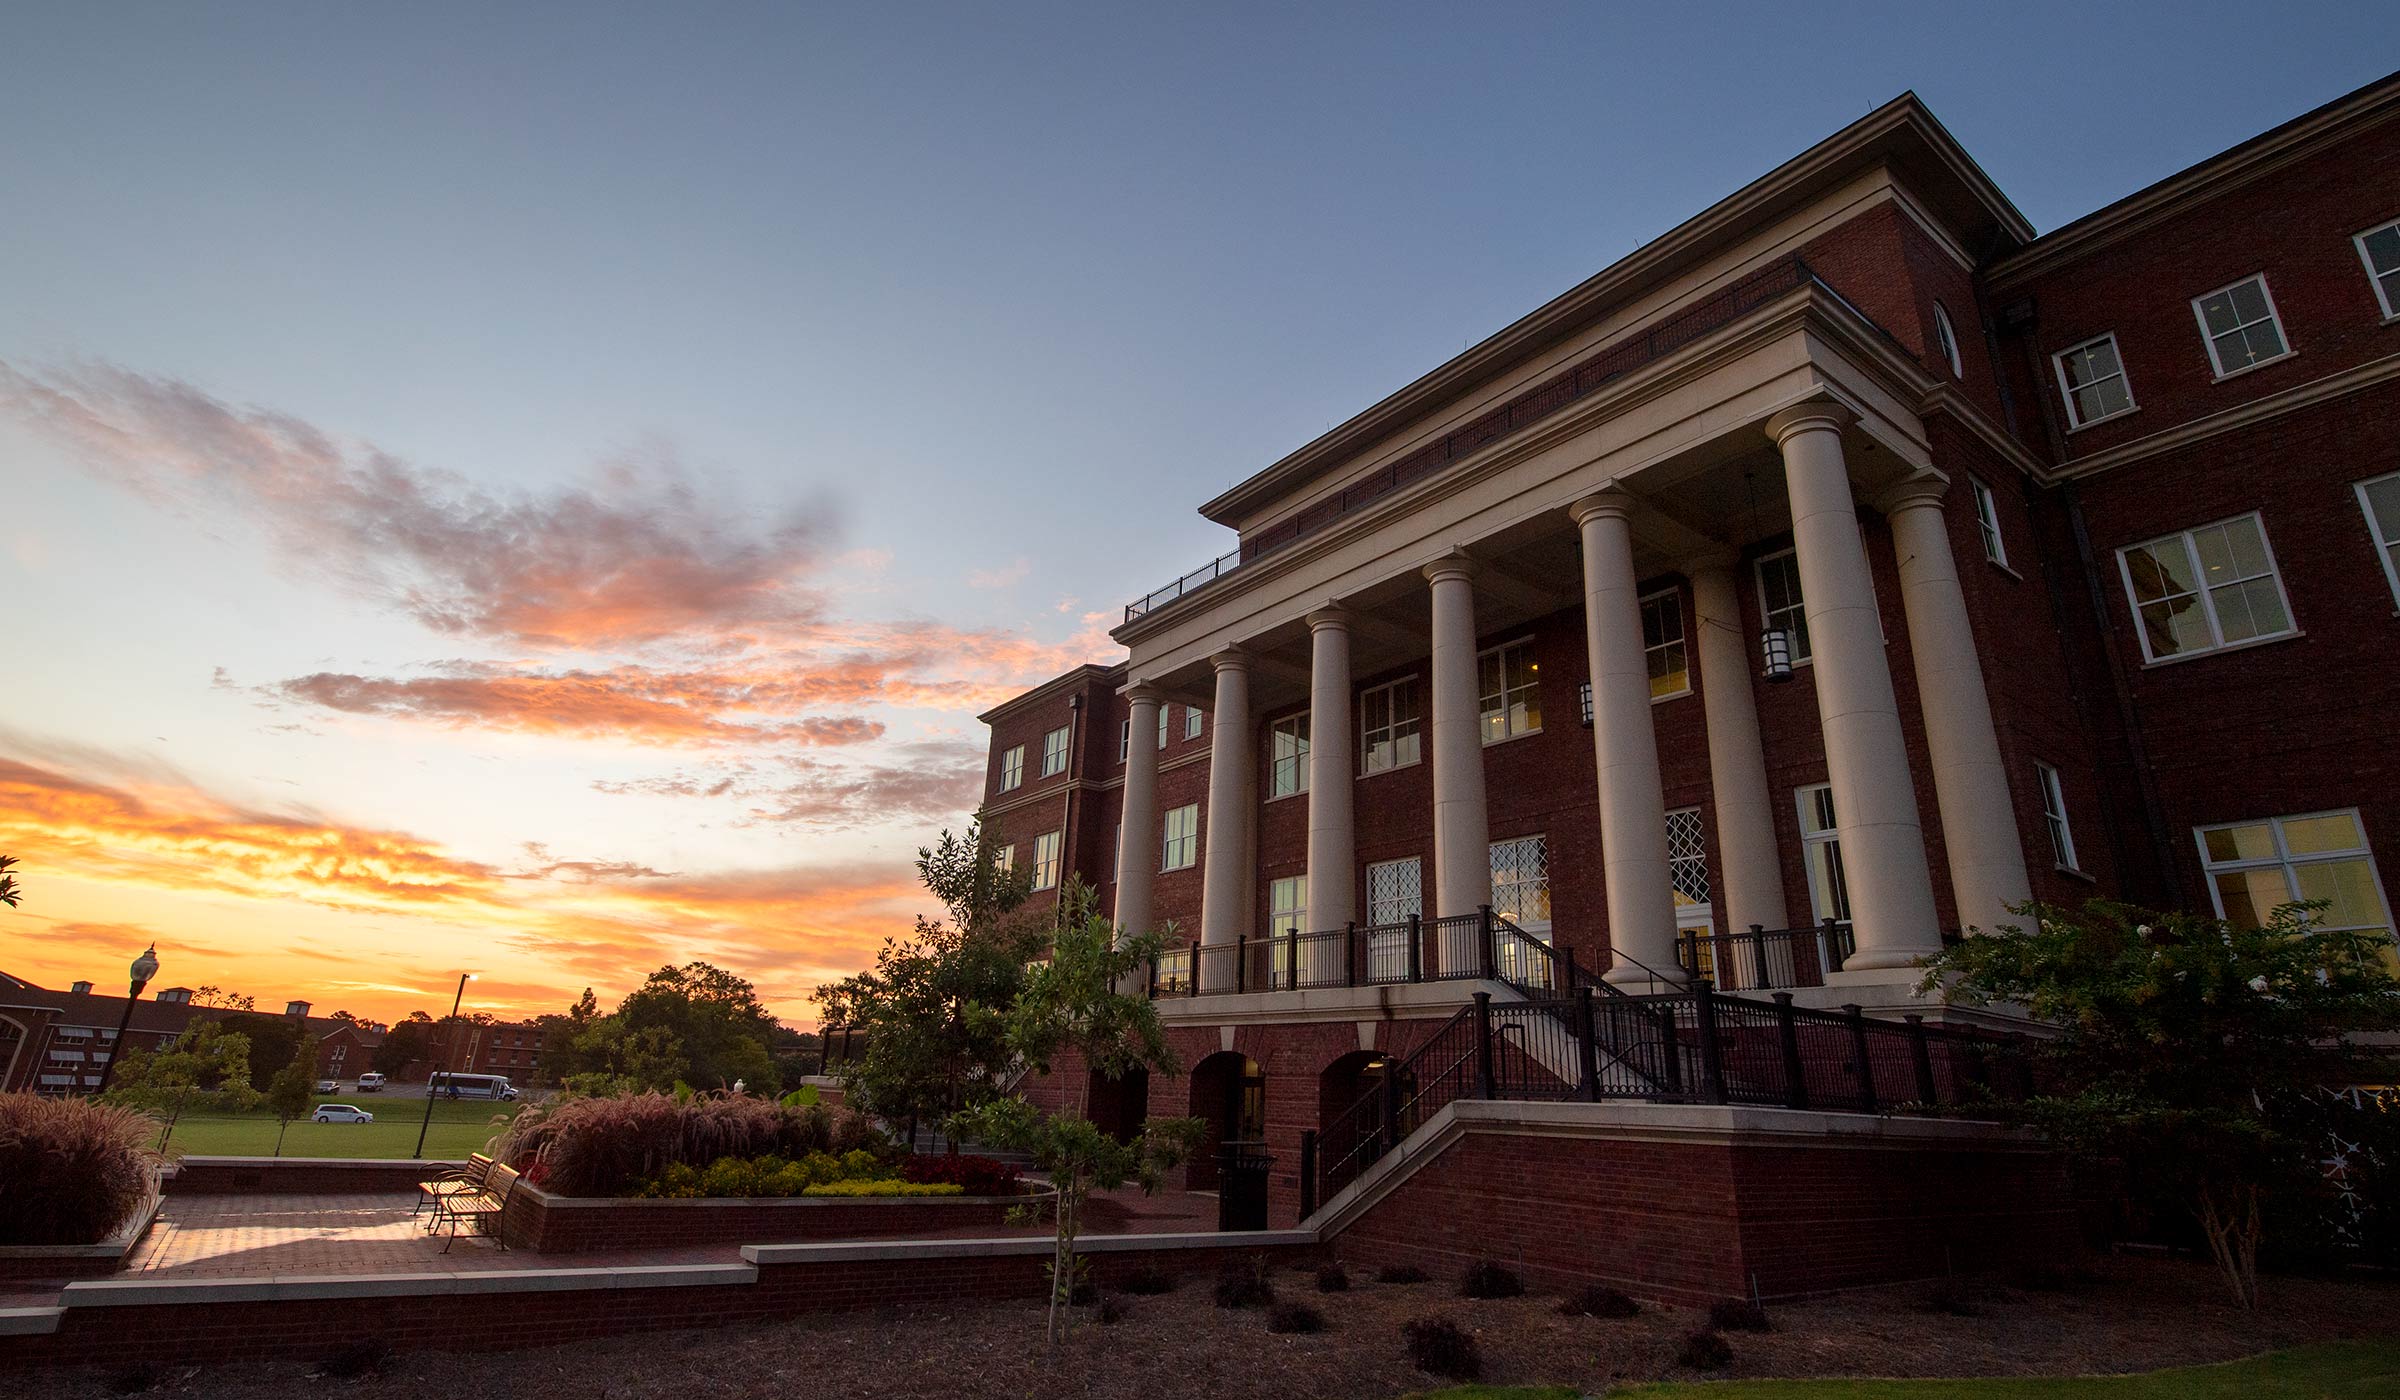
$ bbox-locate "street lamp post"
[91,945,160,1098]
[414,973,474,1159]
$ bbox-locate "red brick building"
[971,76,2400,1240]
[0,971,383,1095]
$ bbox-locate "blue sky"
[1,3,2390,1022]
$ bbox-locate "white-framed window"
[999,745,1025,792]
[1118,720,1129,765]
[993,843,1016,874]
[1269,875,1308,936]
[1031,830,1062,891]
[1161,804,1199,871]
[2037,763,2080,872]
[1040,726,1071,778]
[2115,512,2294,663]
[1478,640,1541,743]
[1932,301,1964,378]
[1797,784,1852,929]
[2198,810,2392,954]
[2191,274,2289,378]
[1359,676,1422,775]
[1971,477,2007,567]
[1642,588,1689,699]
[2356,471,2400,608]
[1489,835,1551,936]
[1268,713,1310,798]
[1754,549,1811,664]
[1366,857,1422,926]
[2054,333,2135,428]
[2356,218,2400,318]
[1185,706,1203,741]
[1159,705,1172,749]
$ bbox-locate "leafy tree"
[190,986,256,1011]
[217,1010,307,1091]
[102,1021,263,1148]
[951,880,1205,1342]
[373,1014,437,1077]
[1923,898,2400,1308]
[557,1020,689,1097]
[0,854,20,908]
[617,962,780,1094]
[816,820,1043,1129]
[263,1036,319,1156]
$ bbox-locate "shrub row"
[497,1092,889,1196]
[634,1149,912,1199]
[897,1153,1022,1196]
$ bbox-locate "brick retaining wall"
[165,1157,458,1195]
[497,1185,1030,1252]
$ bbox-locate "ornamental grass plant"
[0,1092,166,1245]
[496,1091,891,1196]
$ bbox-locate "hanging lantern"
[1760,626,1795,683]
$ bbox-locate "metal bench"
[415,1153,495,1223]
[433,1161,520,1252]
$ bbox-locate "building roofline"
[1988,67,2400,288]
[1196,92,2030,528]
[973,661,1128,726]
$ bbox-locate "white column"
[1765,403,1943,973]
[1114,684,1163,940]
[1423,554,1491,974]
[1199,649,1255,989]
[1881,473,2033,938]
[1686,552,1789,934]
[1571,494,1684,987]
[1305,608,1357,933]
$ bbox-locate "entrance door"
[1186,1052,1265,1190]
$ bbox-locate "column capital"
[1121,681,1165,707]
[1567,489,1637,528]
[1305,603,1353,633]
[1208,647,1251,674]
[1421,551,1479,586]
[1871,468,1952,517]
[1763,400,1857,447]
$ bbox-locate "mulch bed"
[20,1254,2398,1399]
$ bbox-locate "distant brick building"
[0,971,383,1095]
[972,75,2400,1235]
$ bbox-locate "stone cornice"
[973,661,1125,726]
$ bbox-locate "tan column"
[1305,607,1357,932]
[1198,650,1255,987]
[1686,552,1789,934]
[1880,473,2033,938]
[1764,403,1943,972]
[1571,493,1684,986]
[1423,556,1492,967]
[1114,684,1164,939]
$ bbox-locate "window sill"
[2138,628,2304,669]
[1265,788,1307,805]
[1985,558,2023,582]
[1652,687,1693,706]
[1358,757,1425,781]
[2054,864,2097,884]
[2065,405,2140,435]
[2208,348,2296,383]
[1479,726,1544,749]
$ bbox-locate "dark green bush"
[1459,1260,1524,1299]
[1096,1294,1129,1325]
[1677,1327,1733,1370]
[1402,1316,1480,1380]
[0,1094,162,1245]
[1213,1268,1276,1309]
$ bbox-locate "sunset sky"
[3,5,2388,1027]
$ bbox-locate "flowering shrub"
[800,1180,965,1198]
[634,1148,896,1199]
[497,1092,893,1196]
[0,1094,166,1245]
[899,1153,1022,1196]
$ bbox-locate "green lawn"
[157,1096,520,1160]
[1407,1339,2400,1398]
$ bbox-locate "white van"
[356,1072,386,1092]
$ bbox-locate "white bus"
[426,1071,518,1101]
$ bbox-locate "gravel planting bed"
[18,1254,2397,1399]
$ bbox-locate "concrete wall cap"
[0,1306,64,1336]
[743,1229,1313,1266]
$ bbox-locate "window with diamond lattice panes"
[1490,835,1551,985]
[1365,857,1422,981]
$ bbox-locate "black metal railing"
[1152,909,1515,997]
[1311,979,2043,1208]
[1674,920,1855,991]
[1124,253,1877,624]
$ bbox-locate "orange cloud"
[0,753,925,1026]
[264,669,886,748]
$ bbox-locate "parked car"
[311,1104,374,1124]
[315,1079,340,1094]
[356,1072,385,1092]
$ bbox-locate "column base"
[1836,948,1940,974]
[1604,963,1688,992]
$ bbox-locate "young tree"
[102,1021,263,1149]
[1923,898,2400,1308]
[816,820,1044,1131]
[617,962,780,1094]
[263,1036,320,1156]
[950,879,1205,1343]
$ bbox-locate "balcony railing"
[1674,920,1856,992]
[1147,910,1570,998]
[1122,253,1879,624]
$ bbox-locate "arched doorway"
[1185,1051,1263,1190]
[1086,1063,1150,1142]
[1317,1050,1396,1191]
